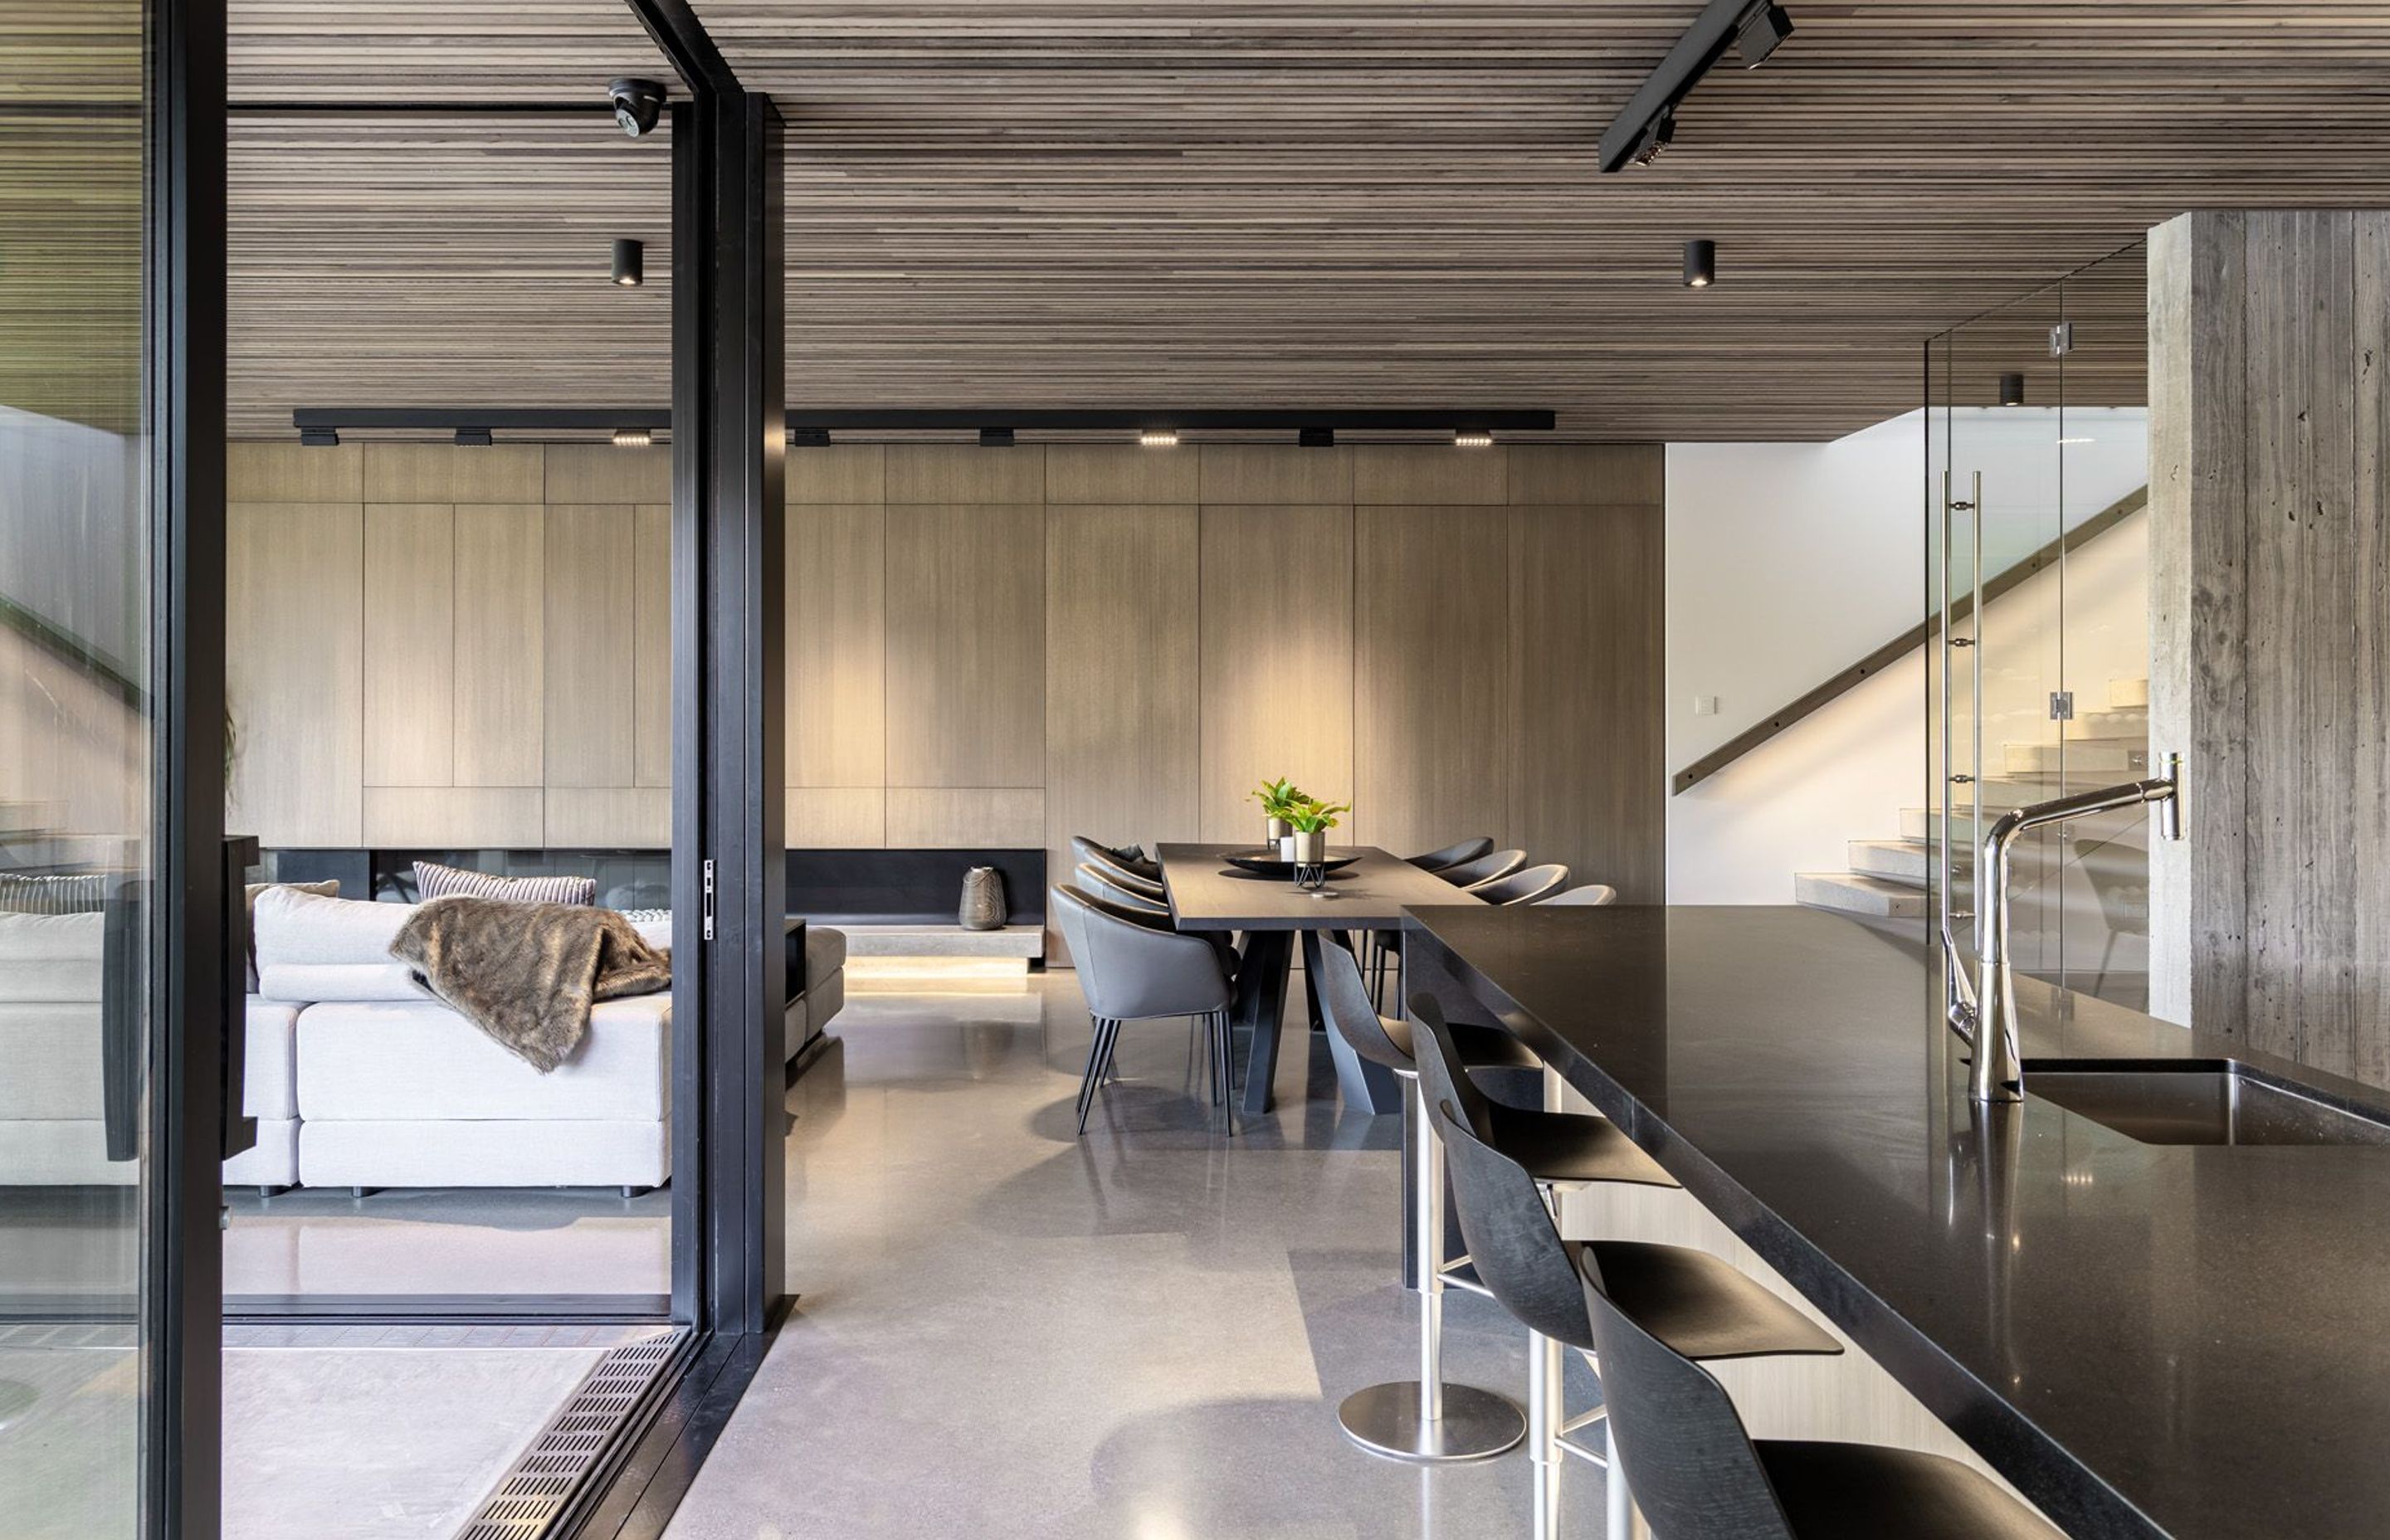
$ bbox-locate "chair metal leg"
[1213,1011,1239,1136]
[1335,1073,1522,1462]
[1076,1016,1118,1135]
[1606,1419,1632,1539]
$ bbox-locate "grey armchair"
[1070,836,1167,900]
[1405,836,1495,873]
[1051,886,1236,1136]
[1075,861,1169,917]
[1468,863,1569,905]
[1437,849,1527,888]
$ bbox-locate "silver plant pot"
[1266,816,1292,849]
[1283,829,1326,864]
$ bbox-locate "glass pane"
[0,2,155,1535]
[2054,244,2153,1006]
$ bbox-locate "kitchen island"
[1403,903,2390,1540]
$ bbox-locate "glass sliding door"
[1,1,221,1533]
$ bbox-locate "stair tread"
[1794,871,1929,919]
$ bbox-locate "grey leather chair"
[1416,1001,1844,1539]
[1075,861,1169,918]
[1543,884,1618,906]
[1051,885,1236,1137]
[1071,835,1168,900]
[1469,863,1570,906]
[1582,1265,2059,1539]
[1437,848,1527,888]
[1406,836,1495,873]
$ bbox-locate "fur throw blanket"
[390,897,671,1073]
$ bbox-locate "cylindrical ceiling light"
[1138,428,1179,448]
[1998,372,2026,407]
[1683,238,1716,289]
[1454,428,1495,449]
[612,427,651,448]
[612,238,644,287]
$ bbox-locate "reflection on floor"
[224,1184,670,1298]
[664,975,1612,1539]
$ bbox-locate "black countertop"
[1403,904,2390,1540]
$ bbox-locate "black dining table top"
[1154,842,1479,931]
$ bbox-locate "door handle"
[221,836,259,1161]
[100,878,146,1164]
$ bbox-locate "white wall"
[1665,408,2149,904]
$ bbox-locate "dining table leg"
[1232,930,1294,1115]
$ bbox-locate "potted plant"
[1252,777,1310,850]
[1280,797,1349,864]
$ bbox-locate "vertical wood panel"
[1352,445,1505,505]
[1508,502,1666,902]
[227,501,363,846]
[362,502,454,787]
[1197,504,1354,841]
[1046,504,1199,884]
[785,502,886,787]
[227,441,361,502]
[632,503,672,787]
[1197,444,1351,504]
[786,787,886,848]
[543,504,637,787]
[363,441,544,504]
[362,787,543,848]
[1353,505,1509,858]
[1045,445,1197,504]
[884,445,1043,504]
[787,444,885,504]
[885,502,1044,787]
[453,504,544,787]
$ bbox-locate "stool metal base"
[1337,1381,1525,1464]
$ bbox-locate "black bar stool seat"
[1480,1106,1675,1187]
[1383,1013,1538,1072]
[1580,1241,1836,1362]
[1758,1442,2061,1538]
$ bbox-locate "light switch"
[1692,695,1719,717]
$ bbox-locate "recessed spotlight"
[1454,429,1495,449]
[612,428,651,448]
[612,238,644,287]
[456,427,493,447]
[1139,429,1179,448]
[979,427,1016,449]
[1998,373,2026,408]
[299,427,339,448]
[1683,238,1716,289]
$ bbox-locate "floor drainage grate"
[456,1329,686,1540]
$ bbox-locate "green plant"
[1251,777,1310,821]
[1285,798,1349,834]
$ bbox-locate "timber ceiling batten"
[222,2,2390,440]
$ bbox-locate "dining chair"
[1071,835,1168,899]
[1543,884,1618,906]
[1405,836,1495,873]
[1075,861,1169,917]
[1437,849,1528,888]
[1051,885,1236,1136]
[1470,864,1570,906]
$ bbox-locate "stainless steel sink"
[2025,1060,2390,1148]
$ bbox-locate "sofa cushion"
[243,879,339,991]
[0,871,110,914]
[415,860,596,906]
[297,994,671,1122]
[0,909,104,1004]
[244,999,300,1122]
[804,926,846,992]
[299,1118,666,1190]
[222,1118,299,1188]
[0,1001,103,1117]
[253,887,421,1001]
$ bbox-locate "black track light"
[300,427,339,448]
[456,427,493,447]
[1999,373,2027,408]
[612,238,643,287]
[1299,427,1335,448]
[1627,107,1676,168]
[1735,3,1794,66]
[612,428,651,448]
[979,427,1016,449]
[1684,239,1716,289]
[786,426,831,447]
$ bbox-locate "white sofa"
[0,889,845,1193]
[0,909,300,1188]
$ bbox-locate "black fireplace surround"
[262,847,1046,928]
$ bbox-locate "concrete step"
[1847,839,1929,885]
[2108,676,2149,709]
[1794,871,1928,920]
[2000,740,2149,776]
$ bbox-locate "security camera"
[608,77,667,139]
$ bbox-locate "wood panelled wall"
[2148,210,2390,1089]
[226,440,674,850]
[784,442,1666,907]
[227,440,1665,908]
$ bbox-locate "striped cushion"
[412,860,596,906]
[0,872,112,914]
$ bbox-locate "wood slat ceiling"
[207,2,2390,440]
[228,2,680,103]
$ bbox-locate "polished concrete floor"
[224,1184,669,1299]
[662,977,1613,1539]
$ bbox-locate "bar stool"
[1368,847,1526,1006]
[1051,886,1236,1136]
[1467,862,1570,905]
[1414,1002,1846,1540]
[1405,836,1495,872]
[1582,1270,2062,1538]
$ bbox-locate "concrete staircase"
[1796,676,2148,922]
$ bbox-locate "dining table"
[1152,842,1485,1115]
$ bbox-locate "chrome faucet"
[1943,752,2183,1103]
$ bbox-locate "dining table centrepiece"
[1283,795,1352,889]
[1251,777,1308,851]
